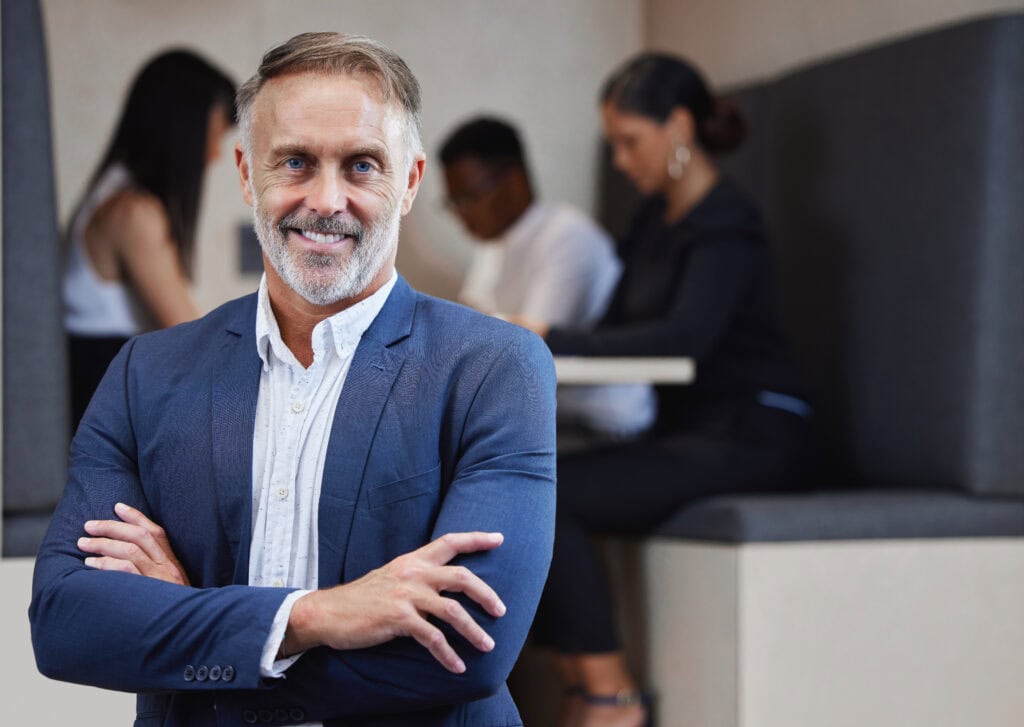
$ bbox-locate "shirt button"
[183,665,196,682]
[272,579,284,587]
[221,665,235,682]
[291,400,304,413]
[277,487,288,500]
[209,665,222,681]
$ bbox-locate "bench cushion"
[655,491,1024,543]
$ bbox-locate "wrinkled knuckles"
[442,598,464,620]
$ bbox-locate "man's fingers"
[113,502,165,538]
[431,565,506,618]
[83,555,141,576]
[421,594,496,654]
[419,531,504,565]
[407,619,466,674]
[78,535,148,565]
[82,520,166,564]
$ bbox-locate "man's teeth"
[303,231,346,244]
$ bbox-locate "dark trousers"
[531,398,817,653]
[69,333,129,432]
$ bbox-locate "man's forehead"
[255,71,394,117]
[252,70,406,142]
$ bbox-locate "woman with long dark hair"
[64,50,235,427]
[516,54,816,726]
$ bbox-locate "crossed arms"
[30,326,556,719]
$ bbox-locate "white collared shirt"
[249,271,397,693]
[460,202,656,436]
[460,201,621,325]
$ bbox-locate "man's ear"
[235,143,254,207]
[400,152,427,216]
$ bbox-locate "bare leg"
[565,652,648,727]
[553,654,584,727]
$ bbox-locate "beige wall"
[645,0,1024,87]
[42,0,643,307]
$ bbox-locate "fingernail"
[84,557,97,567]
[453,659,466,673]
[77,537,88,548]
[489,533,503,543]
[482,635,495,651]
[495,601,507,617]
[114,502,129,514]
[84,520,97,529]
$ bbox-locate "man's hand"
[283,532,507,674]
[78,502,190,586]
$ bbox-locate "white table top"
[553,356,695,385]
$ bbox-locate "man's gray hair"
[236,32,423,161]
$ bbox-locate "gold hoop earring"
[667,143,690,180]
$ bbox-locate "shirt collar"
[255,270,399,372]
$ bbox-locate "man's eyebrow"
[346,142,391,161]
[268,143,312,159]
[266,141,393,162]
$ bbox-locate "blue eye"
[285,157,304,170]
[353,161,373,173]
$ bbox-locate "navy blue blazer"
[31,277,557,726]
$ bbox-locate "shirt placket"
[265,361,311,589]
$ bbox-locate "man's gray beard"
[252,195,399,306]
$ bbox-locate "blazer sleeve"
[214,328,558,721]
[30,339,294,693]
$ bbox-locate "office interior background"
[3,0,1023,725]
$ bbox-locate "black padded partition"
[720,14,1024,495]
[2,0,69,555]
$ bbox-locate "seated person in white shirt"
[439,116,655,437]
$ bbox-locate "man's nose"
[305,171,348,217]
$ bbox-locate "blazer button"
[273,708,288,722]
[258,708,273,723]
[183,665,196,682]
[242,709,258,724]
[221,665,235,682]
[195,665,210,682]
[289,707,305,721]
[209,665,222,681]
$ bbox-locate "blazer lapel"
[317,277,416,586]
[210,295,261,585]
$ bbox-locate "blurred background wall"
[646,0,1024,86]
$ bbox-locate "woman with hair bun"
[516,54,816,727]
[64,50,236,428]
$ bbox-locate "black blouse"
[546,178,807,429]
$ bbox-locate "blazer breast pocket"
[365,462,441,509]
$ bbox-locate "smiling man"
[30,33,556,727]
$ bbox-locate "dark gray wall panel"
[2,0,69,555]
[720,14,1024,495]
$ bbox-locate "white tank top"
[63,164,155,336]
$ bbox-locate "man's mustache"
[277,212,364,242]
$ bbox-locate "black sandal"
[580,689,654,726]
